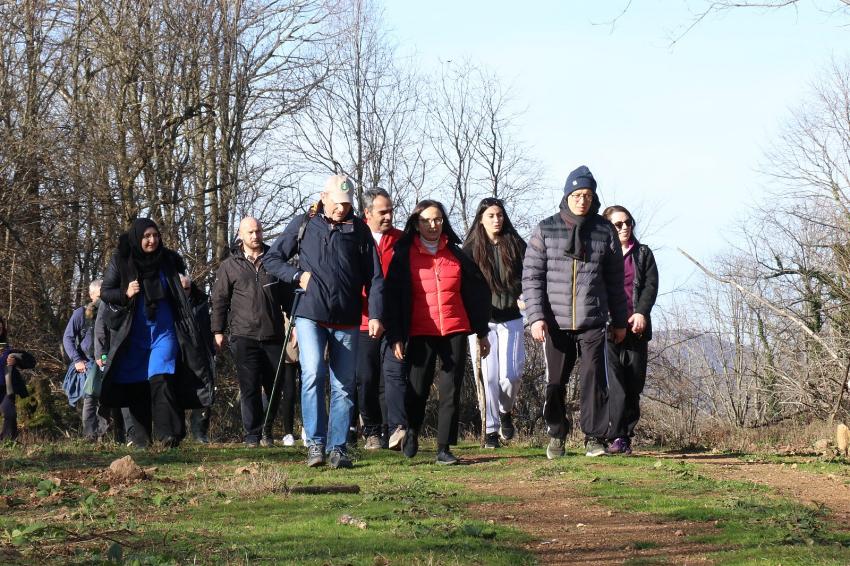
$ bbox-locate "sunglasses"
[613,219,633,230]
[480,197,504,207]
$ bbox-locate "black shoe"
[193,433,210,444]
[243,438,260,448]
[402,429,419,458]
[436,448,458,465]
[499,412,515,440]
[160,436,180,449]
[328,447,353,469]
[484,432,500,449]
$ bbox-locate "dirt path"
[461,452,850,565]
[462,456,720,566]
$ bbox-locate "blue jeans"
[295,318,358,452]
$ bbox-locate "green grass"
[0,441,533,565]
[4,441,850,565]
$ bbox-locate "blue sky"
[382,1,850,307]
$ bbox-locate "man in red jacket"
[355,188,404,450]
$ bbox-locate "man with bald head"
[211,217,290,447]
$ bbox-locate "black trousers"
[0,393,16,440]
[606,334,648,439]
[102,375,183,446]
[543,325,611,440]
[405,333,467,447]
[355,331,387,437]
[230,336,282,442]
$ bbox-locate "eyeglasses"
[613,219,633,230]
[418,217,444,226]
[570,192,594,202]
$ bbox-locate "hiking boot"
[259,436,274,447]
[328,447,353,469]
[546,438,565,460]
[585,438,607,457]
[435,448,459,466]
[484,432,500,449]
[499,412,515,440]
[606,437,632,455]
[193,432,210,444]
[160,436,180,449]
[306,444,325,467]
[402,429,419,459]
[388,426,406,451]
[364,434,382,450]
[243,437,260,448]
[281,434,295,447]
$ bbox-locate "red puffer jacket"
[409,234,471,337]
[360,227,404,330]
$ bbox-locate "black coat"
[96,236,214,408]
[0,347,36,398]
[383,237,491,345]
[630,240,659,341]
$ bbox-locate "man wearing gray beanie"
[522,165,628,458]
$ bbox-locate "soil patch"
[461,455,721,565]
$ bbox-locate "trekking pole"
[262,289,305,432]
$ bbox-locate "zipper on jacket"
[572,258,578,331]
[434,256,444,334]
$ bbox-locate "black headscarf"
[559,194,601,260]
[127,218,166,320]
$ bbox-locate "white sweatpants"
[469,317,526,434]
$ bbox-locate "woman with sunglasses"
[383,200,491,465]
[463,198,527,448]
[601,205,658,455]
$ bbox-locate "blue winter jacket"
[263,206,384,326]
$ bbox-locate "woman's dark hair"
[602,204,637,237]
[464,198,525,294]
[400,199,462,246]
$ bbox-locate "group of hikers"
[0,164,658,468]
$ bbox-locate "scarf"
[558,195,600,260]
[127,218,165,320]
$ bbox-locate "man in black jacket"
[211,217,288,447]
[264,175,384,469]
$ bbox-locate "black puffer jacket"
[210,242,286,341]
[629,240,659,341]
[523,202,628,331]
[96,236,214,408]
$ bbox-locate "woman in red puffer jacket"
[383,200,491,465]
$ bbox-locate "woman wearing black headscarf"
[97,218,213,447]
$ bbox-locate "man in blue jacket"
[264,175,384,469]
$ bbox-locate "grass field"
[2,440,850,565]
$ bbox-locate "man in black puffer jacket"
[523,165,628,459]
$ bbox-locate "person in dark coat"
[602,205,659,455]
[96,218,213,448]
[0,316,37,441]
[180,274,215,443]
[523,166,628,459]
[383,199,491,465]
[263,175,384,469]
[210,217,288,447]
[463,197,528,449]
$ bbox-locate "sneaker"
[193,433,210,444]
[585,438,607,457]
[484,432,500,449]
[306,444,325,467]
[328,447,353,469]
[281,434,296,447]
[435,448,459,465]
[388,426,406,451]
[259,436,274,447]
[402,429,419,459]
[546,438,565,460]
[499,412,515,440]
[243,438,260,448]
[364,435,382,450]
[606,437,632,455]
